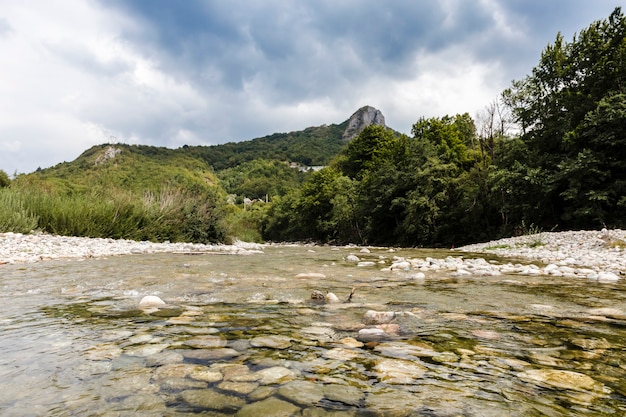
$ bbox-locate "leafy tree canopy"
[502,7,626,228]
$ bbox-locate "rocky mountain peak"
[342,105,386,141]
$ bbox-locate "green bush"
[0,170,10,188]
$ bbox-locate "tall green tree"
[338,125,398,179]
[503,7,626,229]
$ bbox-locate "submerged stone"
[277,380,324,406]
[145,351,184,367]
[182,348,240,361]
[180,389,245,411]
[365,389,423,415]
[236,397,300,417]
[363,310,396,325]
[160,377,207,391]
[254,366,298,385]
[250,335,292,349]
[218,381,259,395]
[184,335,227,349]
[323,347,361,361]
[85,343,123,361]
[322,384,364,406]
[124,343,169,357]
[517,369,607,392]
[374,358,427,384]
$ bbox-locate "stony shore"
[455,228,625,281]
[0,232,264,264]
[1,229,624,281]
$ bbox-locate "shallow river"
[1,246,626,416]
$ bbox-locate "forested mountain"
[186,122,348,171]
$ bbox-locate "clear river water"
[1,246,625,416]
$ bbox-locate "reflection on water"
[1,246,626,416]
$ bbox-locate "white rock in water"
[295,273,326,279]
[325,292,340,303]
[598,272,619,283]
[390,261,411,270]
[346,254,360,262]
[139,295,166,307]
[363,310,396,325]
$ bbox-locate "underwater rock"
[236,397,300,417]
[374,358,427,384]
[254,366,299,385]
[517,369,606,392]
[277,380,324,407]
[250,335,292,349]
[184,335,227,349]
[363,310,396,325]
[180,389,245,411]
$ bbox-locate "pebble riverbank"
[0,232,263,264]
[1,230,624,281]
[455,228,625,281]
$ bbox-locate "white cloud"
[0,0,215,174]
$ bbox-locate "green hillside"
[1,115,355,243]
[26,144,219,194]
[184,121,348,171]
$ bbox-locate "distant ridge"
[29,106,390,175]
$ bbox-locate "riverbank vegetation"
[1,8,624,246]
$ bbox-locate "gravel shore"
[456,228,625,276]
[0,232,263,264]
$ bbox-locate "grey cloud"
[0,17,13,38]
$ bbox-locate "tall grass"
[0,189,39,233]
[0,186,228,243]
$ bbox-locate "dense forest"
[1,9,625,246]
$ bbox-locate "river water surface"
[1,246,625,416]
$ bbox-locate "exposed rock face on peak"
[342,106,386,141]
[95,146,122,166]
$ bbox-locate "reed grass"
[0,189,39,233]
[0,186,227,243]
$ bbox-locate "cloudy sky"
[1,1,624,175]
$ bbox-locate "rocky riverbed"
[2,234,626,416]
